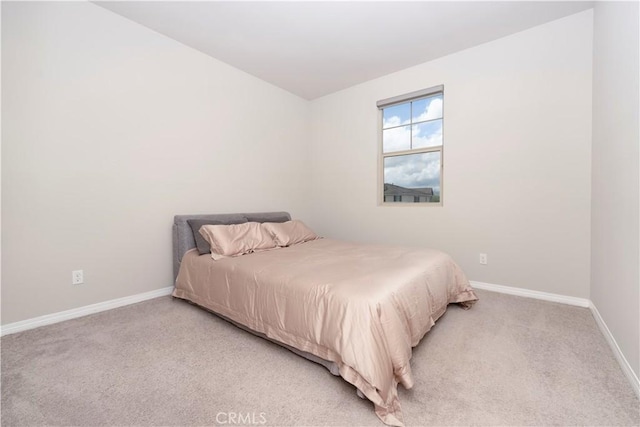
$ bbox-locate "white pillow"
[262,220,319,247]
[199,222,278,260]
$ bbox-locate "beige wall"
[308,11,593,298]
[591,1,640,379]
[1,2,310,324]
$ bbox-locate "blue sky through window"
[383,96,443,153]
[382,93,443,195]
[383,103,410,129]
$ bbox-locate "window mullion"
[409,102,414,150]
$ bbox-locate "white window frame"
[377,85,444,207]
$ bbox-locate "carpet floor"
[1,289,639,426]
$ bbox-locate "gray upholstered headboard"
[172,211,291,281]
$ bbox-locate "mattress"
[173,238,477,426]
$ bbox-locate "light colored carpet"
[2,289,639,426]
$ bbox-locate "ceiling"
[95,1,594,100]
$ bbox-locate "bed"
[172,212,477,426]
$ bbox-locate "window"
[378,85,443,205]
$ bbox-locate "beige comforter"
[173,238,477,426]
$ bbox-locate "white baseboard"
[471,280,639,399]
[589,302,640,399]
[3,281,638,400]
[470,280,590,307]
[0,286,174,337]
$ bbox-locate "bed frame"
[172,211,342,377]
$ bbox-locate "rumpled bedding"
[173,238,477,426]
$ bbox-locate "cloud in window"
[413,97,443,122]
[412,121,442,149]
[384,152,440,192]
[383,120,442,152]
[383,95,442,128]
[383,96,443,153]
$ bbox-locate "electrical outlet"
[72,270,84,285]
[479,253,488,265]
